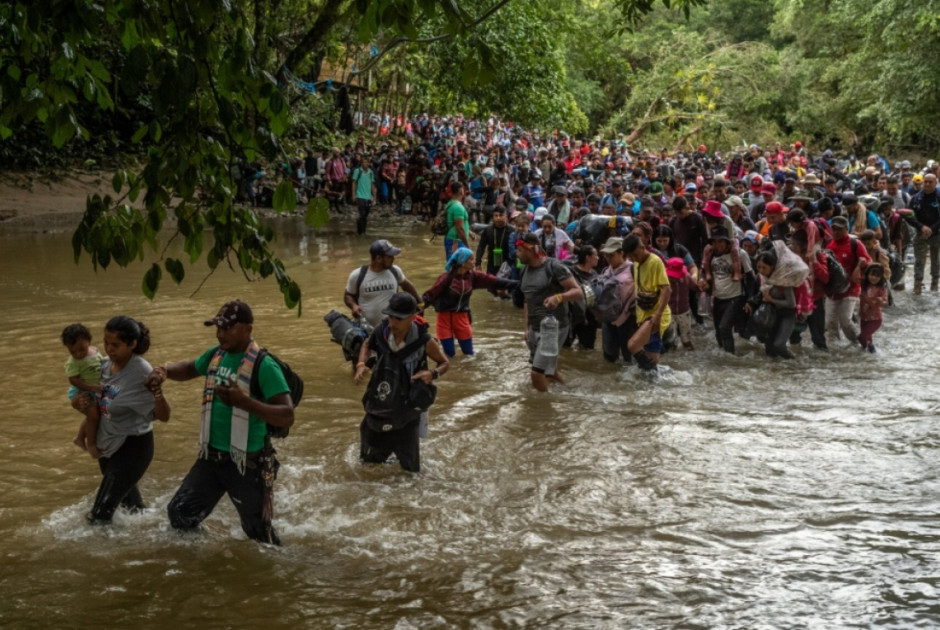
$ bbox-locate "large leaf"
[272,180,296,214]
[142,263,161,299]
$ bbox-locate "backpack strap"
[353,264,369,297]
[249,348,270,402]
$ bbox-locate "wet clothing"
[96,355,157,459]
[89,431,153,522]
[87,354,158,523]
[167,344,289,544]
[167,447,278,544]
[521,258,574,329]
[632,254,672,336]
[360,417,420,472]
[360,321,430,472]
[763,285,797,358]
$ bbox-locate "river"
[1,215,939,628]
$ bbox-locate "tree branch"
[278,0,351,80]
[351,0,513,77]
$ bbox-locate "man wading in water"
[148,301,294,544]
[517,232,583,392]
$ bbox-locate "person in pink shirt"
[858,263,888,352]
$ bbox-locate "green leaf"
[272,180,295,213]
[283,280,301,309]
[142,263,161,299]
[184,231,203,264]
[112,170,124,193]
[165,257,185,284]
[51,107,76,148]
[131,124,148,143]
[304,197,330,228]
[121,19,140,50]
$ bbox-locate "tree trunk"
[674,126,701,153]
[624,123,648,146]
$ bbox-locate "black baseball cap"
[205,300,253,327]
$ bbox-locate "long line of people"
[317,118,938,388]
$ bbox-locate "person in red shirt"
[825,216,871,345]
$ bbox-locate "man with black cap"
[345,239,421,329]
[148,300,295,544]
[354,293,448,472]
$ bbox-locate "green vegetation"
[1,0,937,308]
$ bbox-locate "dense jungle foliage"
[1,0,937,308]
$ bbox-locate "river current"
[1,215,938,628]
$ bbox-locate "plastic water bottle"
[539,314,559,357]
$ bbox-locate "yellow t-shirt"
[634,253,672,336]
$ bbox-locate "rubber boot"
[932,278,939,292]
[457,338,474,356]
[632,351,657,372]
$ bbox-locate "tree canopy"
[1,0,937,309]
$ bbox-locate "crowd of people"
[310,115,936,368]
[65,115,940,542]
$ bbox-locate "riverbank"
[0,171,421,234]
[0,171,121,232]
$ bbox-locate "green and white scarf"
[201,342,260,474]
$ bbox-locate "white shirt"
[345,265,407,327]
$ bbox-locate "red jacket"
[826,235,871,298]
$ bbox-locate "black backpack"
[362,332,433,431]
[249,348,304,438]
[822,240,856,297]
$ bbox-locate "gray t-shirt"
[96,355,155,458]
[711,251,752,300]
[521,258,573,328]
[345,264,407,328]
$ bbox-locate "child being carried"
[61,324,103,458]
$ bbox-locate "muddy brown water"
[1,216,939,628]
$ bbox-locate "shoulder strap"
[249,347,270,401]
[354,264,369,296]
[392,332,430,358]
